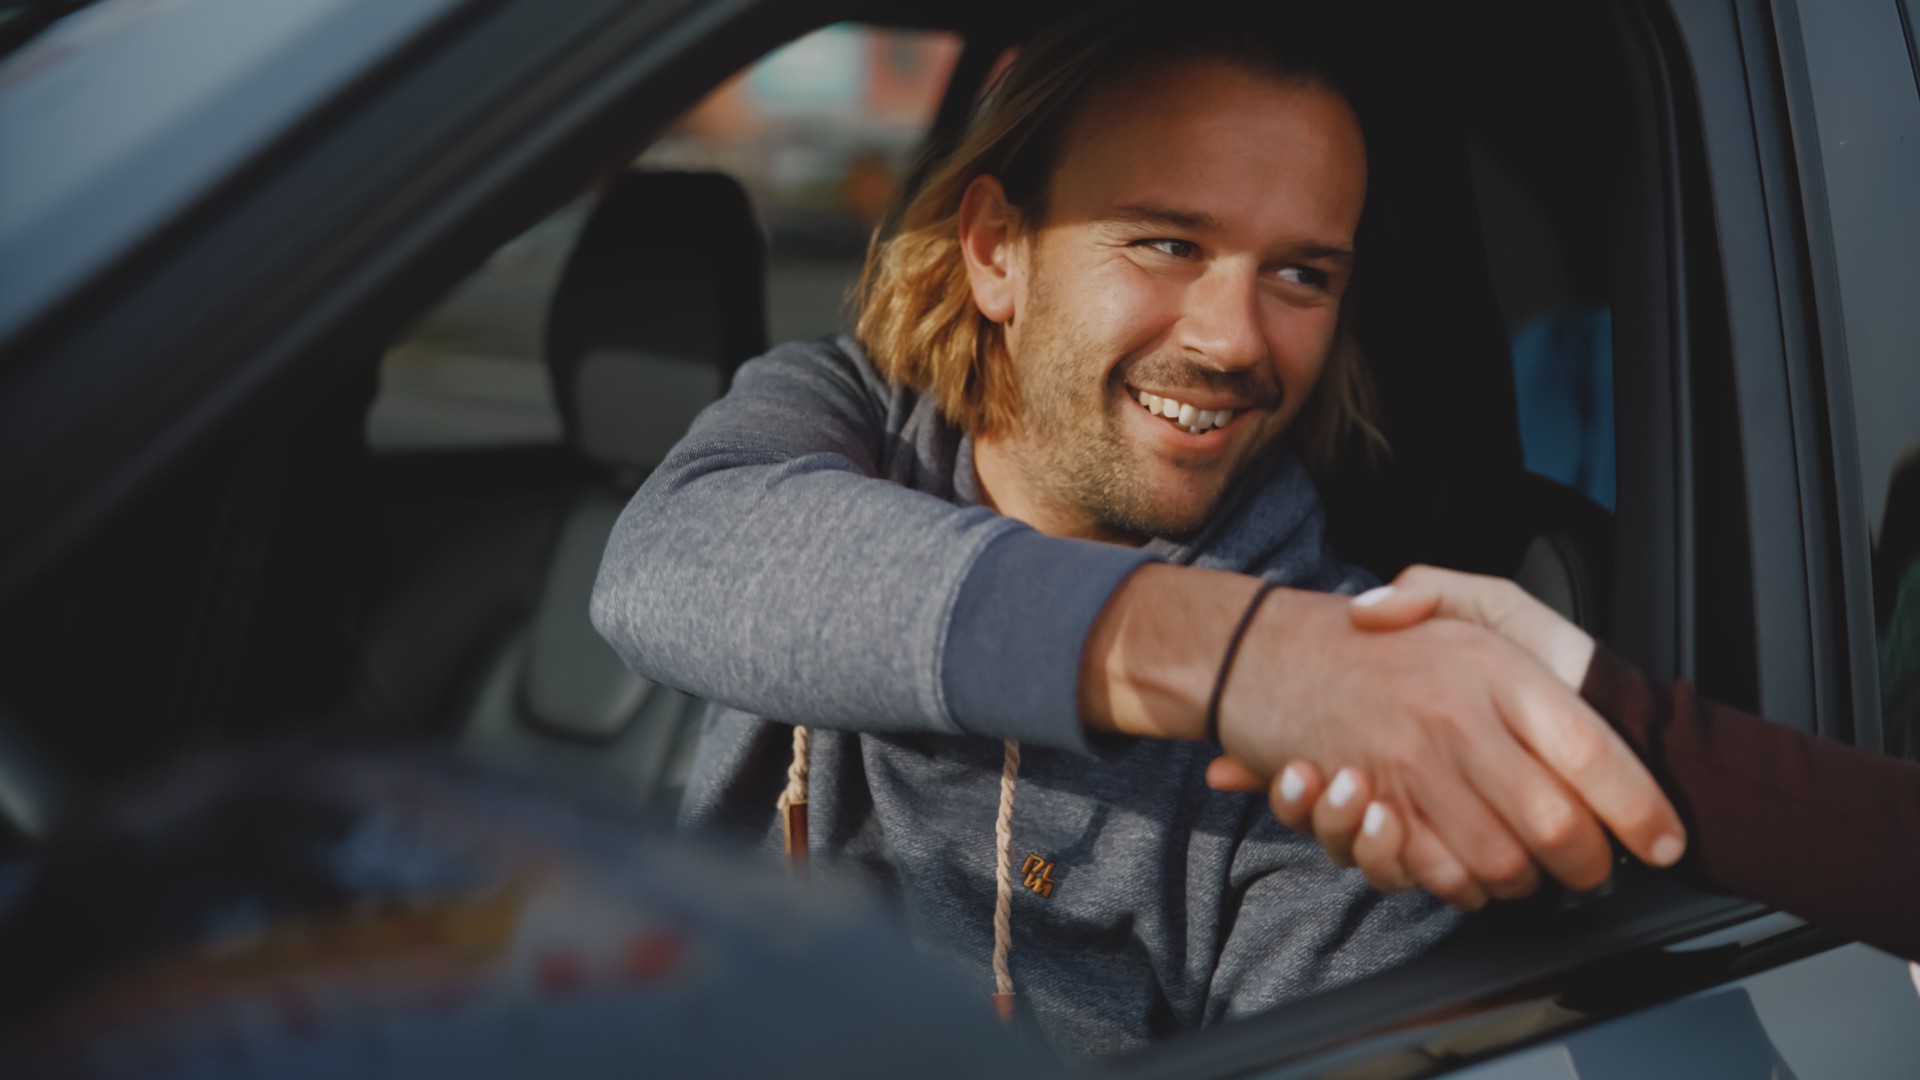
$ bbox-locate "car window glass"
[366,23,960,453]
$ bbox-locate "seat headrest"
[544,170,768,472]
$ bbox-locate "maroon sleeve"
[1581,643,1920,961]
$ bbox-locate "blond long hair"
[854,7,1387,469]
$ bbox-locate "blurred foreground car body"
[0,0,1917,1076]
[0,746,1039,1078]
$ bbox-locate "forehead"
[1044,56,1367,240]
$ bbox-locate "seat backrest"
[459,170,767,804]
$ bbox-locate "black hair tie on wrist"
[1205,579,1281,746]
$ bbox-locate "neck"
[972,433,1142,546]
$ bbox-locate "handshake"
[1084,564,1689,912]
[1211,566,1687,910]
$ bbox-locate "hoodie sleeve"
[589,338,1156,752]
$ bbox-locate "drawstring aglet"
[783,799,809,880]
[779,724,811,881]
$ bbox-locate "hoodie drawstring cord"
[990,738,1021,1020]
[778,726,1023,1021]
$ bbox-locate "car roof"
[0,0,469,341]
[0,0,1090,348]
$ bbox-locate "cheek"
[1264,309,1338,391]
[1078,261,1184,355]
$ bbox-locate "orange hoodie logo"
[1021,854,1057,898]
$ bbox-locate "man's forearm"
[589,340,1155,749]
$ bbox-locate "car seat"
[351,170,766,807]
[457,169,765,804]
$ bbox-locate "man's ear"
[957,175,1021,325]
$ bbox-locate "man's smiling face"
[966,57,1367,542]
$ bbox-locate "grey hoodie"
[590,337,1460,1063]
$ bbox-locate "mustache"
[1119,355,1286,410]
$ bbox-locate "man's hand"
[1207,565,1686,907]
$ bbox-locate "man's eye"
[1279,265,1331,290]
[1136,238,1197,259]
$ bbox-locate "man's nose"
[1176,262,1266,371]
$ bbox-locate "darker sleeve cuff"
[1579,641,1657,756]
[942,528,1162,754]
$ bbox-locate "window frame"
[1644,0,1873,746]
[1774,0,1920,757]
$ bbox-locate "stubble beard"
[1002,284,1229,543]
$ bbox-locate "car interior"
[363,3,1628,815]
[0,0,1793,1066]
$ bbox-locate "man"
[590,7,1683,1062]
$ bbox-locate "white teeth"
[1133,389,1236,432]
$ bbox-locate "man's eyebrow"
[1105,203,1220,231]
[1294,243,1356,266]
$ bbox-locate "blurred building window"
[639,24,960,342]
[367,23,959,452]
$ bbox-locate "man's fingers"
[1408,772,1542,902]
[1311,767,1371,867]
[1267,762,1325,833]
[1495,674,1688,871]
[1355,569,1678,876]
[1402,812,1488,911]
[1205,755,1266,793]
[1352,800,1414,892]
[1455,721,1616,892]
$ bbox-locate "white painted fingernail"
[1353,586,1394,608]
[1363,802,1386,836]
[1279,766,1306,803]
[1327,768,1357,808]
[1651,833,1685,867]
